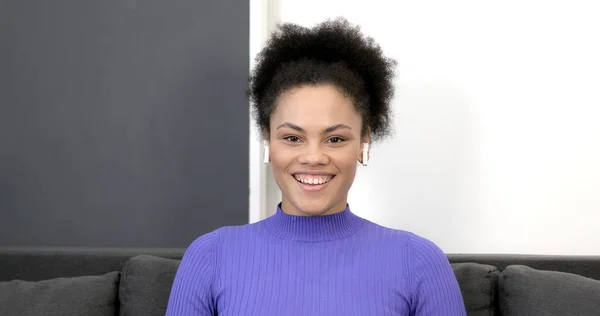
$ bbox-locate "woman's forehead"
[272,85,361,123]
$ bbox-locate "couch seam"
[118,260,131,316]
[489,267,500,316]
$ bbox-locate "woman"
[166,18,466,315]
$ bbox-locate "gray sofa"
[1,247,599,315]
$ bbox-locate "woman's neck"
[263,203,365,242]
[280,198,349,217]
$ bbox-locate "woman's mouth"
[292,174,335,192]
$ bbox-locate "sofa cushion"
[452,262,500,316]
[119,255,180,316]
[499,265,600,316]
[0,271,119,316]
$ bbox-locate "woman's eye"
[283,136,301,143]
[327,137,345,144]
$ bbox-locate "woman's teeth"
[294,174,333,185]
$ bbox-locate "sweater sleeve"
[409,234,466,316]
[166,229,221,316]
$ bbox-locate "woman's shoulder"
[359,226,464,313]
[182,222,262,256]
[364,221,448,263]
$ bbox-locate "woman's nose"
[297,144,329,166]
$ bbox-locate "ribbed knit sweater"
[166,205,466,315]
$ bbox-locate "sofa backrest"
[2,248,600,316]
[448,254,600,280]
[0,247,184,282]
[2,247,599,282]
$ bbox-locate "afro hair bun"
[249,17,397,142]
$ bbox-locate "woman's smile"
[292,173,336,193]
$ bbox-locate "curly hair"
[248,17,397,142]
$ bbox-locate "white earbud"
[263,140,270,164]
[361,143,369,166]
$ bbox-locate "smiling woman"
[269,84,364,216]
[166,18,467,316]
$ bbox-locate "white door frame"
[248,0,281,222]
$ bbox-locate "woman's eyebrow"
[323,124,352,134]
[276,122,305,133]
[276,122,352,134]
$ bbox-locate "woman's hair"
[248,17,397,142]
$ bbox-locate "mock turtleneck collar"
[263,203,365,242]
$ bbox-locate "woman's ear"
[358,132,371,166]
[358,142,370,166]
[263,139,270,164]
[261,127,270,164]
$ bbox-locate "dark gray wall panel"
[0,0,249,247]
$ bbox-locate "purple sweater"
[166,205,466,315]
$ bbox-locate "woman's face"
[268,84,367,216]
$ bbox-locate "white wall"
[251,0,600,255]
